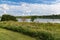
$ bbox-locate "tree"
[30,16,37,22]
[1,14,17,21]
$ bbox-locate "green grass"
[0,21,60,40]
[0,28,36,40]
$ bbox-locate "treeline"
[38,15,60,19]
[1,14,60,22]
[16,15,60,19]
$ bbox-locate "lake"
[0,18,60,23]
[17,18,60,23]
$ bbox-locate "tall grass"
[0,21,59,40]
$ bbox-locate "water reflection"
[17,18,60,23]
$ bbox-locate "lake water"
[17,18,60,23]
[0,18,60,23]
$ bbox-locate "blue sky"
[0,0,60,16]
[0,0,56,4]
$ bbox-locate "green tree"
[1,14,17,21]
[31,16,37,22]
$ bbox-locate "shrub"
[37,31,54,40]
[1,14,17,21]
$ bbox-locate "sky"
[0,0,60,16]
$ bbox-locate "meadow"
[0,21,60,40]
[0,28,36,40]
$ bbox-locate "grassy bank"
[0,21,60,40]
[0,28,36,40]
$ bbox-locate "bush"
[37,31,54,40]
[1,14,17,21]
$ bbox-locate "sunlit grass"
[0,21,60,40]
[0,28,36,40]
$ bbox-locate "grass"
[0,21,60,40]
[0,28,36,40]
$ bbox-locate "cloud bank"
[0,0,60,16]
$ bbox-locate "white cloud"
[0,2,60,16]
